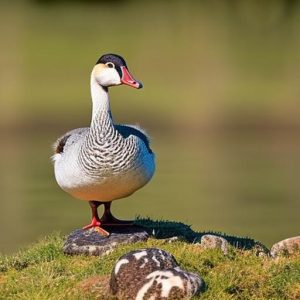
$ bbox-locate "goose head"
[92,54,143,89]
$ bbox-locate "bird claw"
[83,217,110,236]
[94,226,110,237]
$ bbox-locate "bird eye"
[106,62,115,68]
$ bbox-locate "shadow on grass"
[135,218,269,253]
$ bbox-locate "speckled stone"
[110,248,205,300]
[63,226,149,256]
[270,236,300,257]
[199,234,230,254]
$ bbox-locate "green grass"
[1,221,299,299]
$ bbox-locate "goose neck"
[90,75,112,122]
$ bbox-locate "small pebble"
[270,236,300,258]
[200,234,229,254]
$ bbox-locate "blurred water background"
[0,0,300,254]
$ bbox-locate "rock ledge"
[63,226,149,256]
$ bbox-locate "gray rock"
[63,226,149,256]
[200,234,230,254]
[110,248,204,299]
[270,236,300,258]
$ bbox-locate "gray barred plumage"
[78,109,148,177]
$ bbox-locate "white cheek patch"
[97,68,121,86]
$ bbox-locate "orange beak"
[120,66,143,89]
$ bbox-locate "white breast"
[54,145,155,202]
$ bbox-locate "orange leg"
[83,201,109,236]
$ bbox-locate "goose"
[52,54,155,236]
